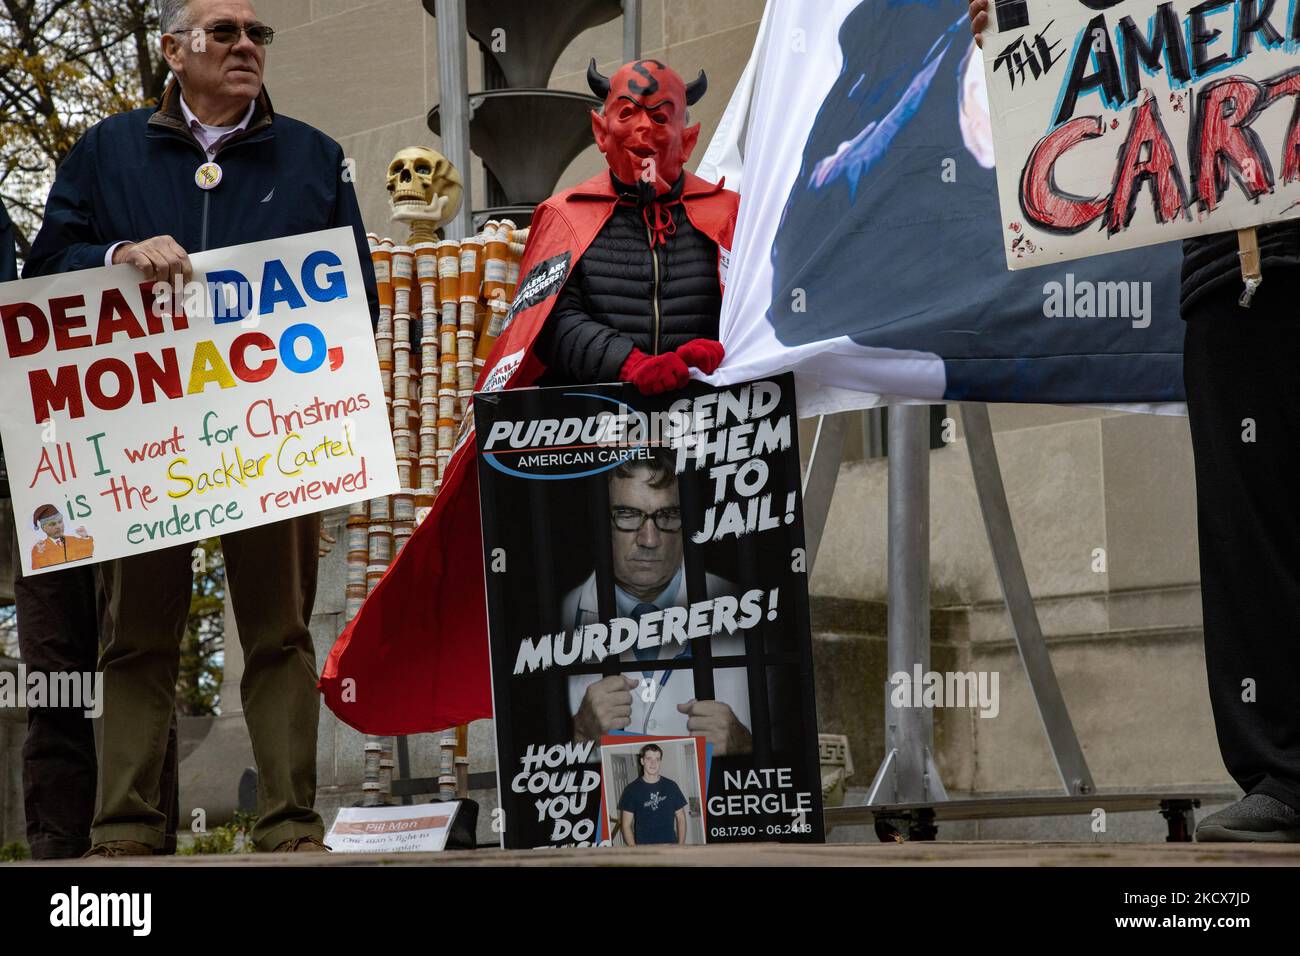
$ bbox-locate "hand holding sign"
[112,234,193,285]
[620,349,691,395]
[676,338,725,375]
[969,0,989,48]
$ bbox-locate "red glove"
[620,348,691,395]
[676,338,725,374]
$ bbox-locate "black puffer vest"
[536,174,722,384]
[579,175,722,353]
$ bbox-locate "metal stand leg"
[867,405,947,807]
[807,404,1093,827]
[1160,799,1197,843]
[960,403,1095,796]
[801,413,851,575]
[396,735,413,806]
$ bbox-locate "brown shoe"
[271,835,330,853]
[83,840,154,858]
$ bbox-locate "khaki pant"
[92,513,323,850]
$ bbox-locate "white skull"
[386,146,463,229]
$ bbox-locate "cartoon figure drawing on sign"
[30,503,94,570]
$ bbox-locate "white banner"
[695,0,1189,411]
[0,228,397,576]
[984,0,1300,269]
[696,0,945,415]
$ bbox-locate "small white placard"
[325,801,461,853]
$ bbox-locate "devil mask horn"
[684,69,707,106]
[587,59,611,100]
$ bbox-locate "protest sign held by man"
[0,198,13,496]
[23,0,377,856]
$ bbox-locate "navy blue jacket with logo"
[24,80,378,325]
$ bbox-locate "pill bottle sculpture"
[348,147,528,806]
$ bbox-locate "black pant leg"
[12,550,183,858]
[14,562,98,859]
[1184,298,1300,810]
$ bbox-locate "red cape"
[320,171,740,734]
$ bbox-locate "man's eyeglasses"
[611,507,682,533]
[187,22,276,46]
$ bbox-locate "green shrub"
[176,810,257,855]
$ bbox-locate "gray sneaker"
[1195,794,1300,843]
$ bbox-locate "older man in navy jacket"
[25,0,377,855]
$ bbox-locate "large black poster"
[475,373,825,849]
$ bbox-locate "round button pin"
[195,162,223,190]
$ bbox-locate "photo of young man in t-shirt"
[617,744,688,845]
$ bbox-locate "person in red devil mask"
[319,60,741,737]
[531,58,738,393]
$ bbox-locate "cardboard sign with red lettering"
[0,228,397,575]
[982,0,1300,268]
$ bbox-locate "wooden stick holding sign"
[1237,228,1263,308]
